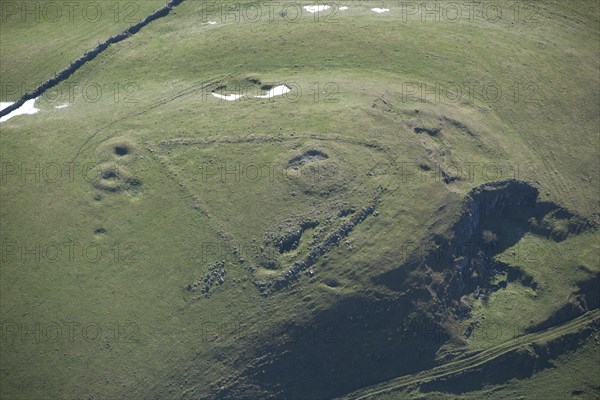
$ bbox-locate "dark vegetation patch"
[129,178,142,187]
[414,126,441,136]
[101,169,118,180]
[102,138,136,159]
[211,77,269,95]
[114,145,130,156]
[287,149,329,170]
[324,278,340,288]
[338,208,356,217]
[529,204,594,241]
[94,227,107,235]
[575,272,600,310]
[441,169,459,184]
[94,165,122,193]
[442,116,477,136]
[92,164,142,193]
[372,97,394,112]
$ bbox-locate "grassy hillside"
[1,0,598,399]
[1,0,167,102]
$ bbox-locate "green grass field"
[1,1,598,399]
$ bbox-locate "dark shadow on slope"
[526,272,600,334]
[373,180,595,303]
[419,326,598,394]
[223,293,448,400]
[529,202,595,242]
[217,181,595,399]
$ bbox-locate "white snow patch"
[55,104,69,109]
[211,92,243,101]
[303,5,330,13]
[371,8,389,13]
[0,98,40,123]
[211,84,291,102]
[339,6,348,10]
[254,85,291,99]
[208,21,217,25]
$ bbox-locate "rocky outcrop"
[262,191,382,294]
[186,261,226,298]
[450,179,539,244]
[375,179,594,310]
[423,180,539,303]
[271,220,319,253]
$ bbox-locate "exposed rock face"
[215,180,596,399]
[375,178,594,311]
[407,179,594,312]
[451,179,539,244]
[415,180,539,305]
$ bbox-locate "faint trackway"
[339,309,600,400]
[70,78,223,162]
[0,0,186,119]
